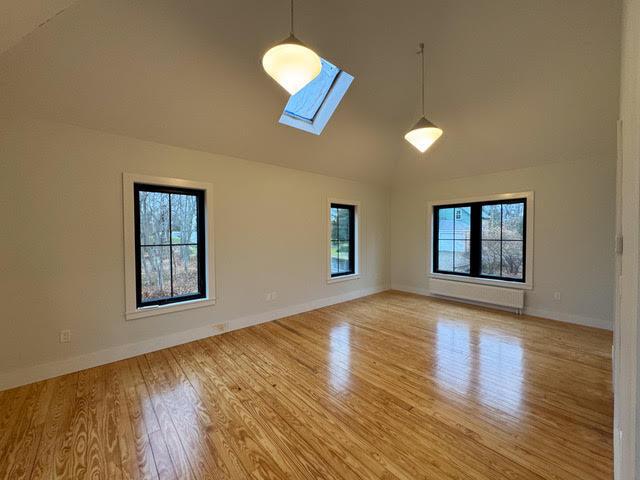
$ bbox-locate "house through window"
[433,198,527,282]
[134,184,206,307]
[330,203,356,277]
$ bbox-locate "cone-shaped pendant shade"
[262,34,322,95]
[404,43,442,153]
[404,116,443,153]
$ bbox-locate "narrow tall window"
[134,184,206,307]
[330,203,355,277]
[433,198,527,283]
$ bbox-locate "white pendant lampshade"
[262,34,322,95]
[404,116,443,153]
[262,1,322,95]
[405,43,443,153]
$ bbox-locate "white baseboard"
[0,286,387,392]
[391,284,612,331]
[523,307,612,331]
[391,284,431,296]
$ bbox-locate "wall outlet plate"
[59,330,71,343]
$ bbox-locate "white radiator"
[430,278,524,312]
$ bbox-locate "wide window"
[134,184,206,307]
[330,203,356,277]
[433,198,527,283]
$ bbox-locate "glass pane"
[330,208,338,241]
[438,208,454,239]
[481,240,501,276]
[171,194,199,244]
[284,59,340,121]
[140,246,171,301]
[330,240,340,274]
[438,239,454,271]
[172,245,199,296]
[454,240,470,273]
[337,240,351,272]
[139,191,169,245]
[454,207,471,240]
[502,241,524,279]
[336,208,351,240]
[482,204,501,240]
[502,202,524,240]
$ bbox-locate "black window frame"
[330,203,356,278]
[134,183,207,308]
[432,198,527,283]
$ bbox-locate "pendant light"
[404,43,443,153]
[262,0,322,95]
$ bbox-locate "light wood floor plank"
[0,291,613,479]
[29,373,78,480]
[226,325,539,480]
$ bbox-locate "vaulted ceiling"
[0,0,621,185]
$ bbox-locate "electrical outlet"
[59,330,71,343]
[553,292,561,301]
[264,292,278,301]
[212,322,227,334]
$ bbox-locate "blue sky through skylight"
[284,59,340,121]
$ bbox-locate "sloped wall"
[0,119,390,388]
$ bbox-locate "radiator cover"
[430,278,525,311]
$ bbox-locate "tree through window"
[330,203,356,277]
[433,199,526,282]
[134,184,206,307]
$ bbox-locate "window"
[279,58,354,135]
[330,203,356,278]
[123,174,214,320]
[432,197,529,284]
[284,59,340,121]
[134,184,206,307]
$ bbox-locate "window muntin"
[134,184,206,307]
[330,203,355,277]
[433,199,526,283]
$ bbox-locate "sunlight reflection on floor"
[435,319,524,417]
[329,323,351,392]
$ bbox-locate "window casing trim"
[326,198,361,284]
[428,191,534,290]
[123,173,215,320]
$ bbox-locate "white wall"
[0,118,389,388]
[615,0,640,477]
[390,159,616,329]
[0,117,618,390]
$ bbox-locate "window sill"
[327,273,361,284]
[430,273,532,290]
[125,298,216,321]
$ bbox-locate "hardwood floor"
[0,291,613,479]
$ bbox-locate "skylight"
[279,58,354,135]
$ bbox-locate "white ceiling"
[0,0,621,185]
[0,0,78,54]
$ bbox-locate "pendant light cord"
[420,42,425,116]
[290,0,294,35]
